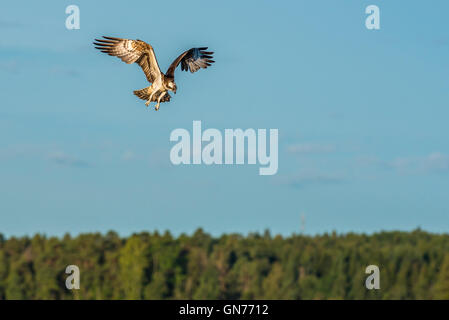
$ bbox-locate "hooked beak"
[174,88,177,94]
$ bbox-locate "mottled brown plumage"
[93,36,215,111]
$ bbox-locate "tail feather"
[133,87,150,100]
[133,87,171,102]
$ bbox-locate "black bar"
[1,300,447,318]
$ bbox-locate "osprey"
[93,36,215,111]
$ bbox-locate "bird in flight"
[93,36,215,111]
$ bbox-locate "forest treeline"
[1,229,449,300]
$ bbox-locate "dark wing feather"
[93,36,162,83]
[166,47,215,78]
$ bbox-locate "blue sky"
[0,1,448,238]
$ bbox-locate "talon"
[145,101,151,107]
[155,105,160,111]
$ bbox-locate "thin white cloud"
[425,152,449,171]
[357,152,449,174]
[386,153,449,173]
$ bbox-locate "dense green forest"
[1,229,449,300]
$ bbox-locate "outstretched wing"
[93,36,162,83]
[166,47,215,78]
